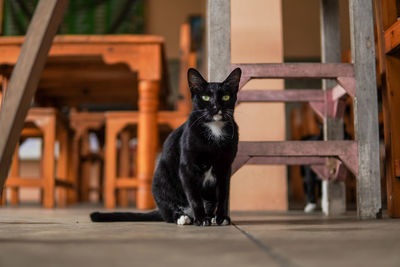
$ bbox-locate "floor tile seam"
[232,223,299,267]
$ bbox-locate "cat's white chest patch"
[203,167,216,186]
[204,121,226,139]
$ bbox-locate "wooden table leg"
[41,114,56,209]
[118,129,131,207]
[136,80,159,210]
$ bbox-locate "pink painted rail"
[232,141,358,180]
[232,63,355,89]
[237,89,325,103]
[231,63,358,181]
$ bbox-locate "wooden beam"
[207,0,230,82]
[320,0,346,216]
[384,20,400,54]
[349,0,382,219]
[0,0,69,191]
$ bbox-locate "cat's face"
[187,68,241,122]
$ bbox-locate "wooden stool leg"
[42,115,56,209]
[118,129,130,207]
[105,121,119,209]
[99,159,104,202]
[57,127,68,207]
[0,188,5,205]
[67,133,81,204]
[10,144,20,205]
[136,80,159,210]
[80,132,91,202]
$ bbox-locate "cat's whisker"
[189,113,207,130]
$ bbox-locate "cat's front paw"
[215,215,231,226]
[194,217,212,226]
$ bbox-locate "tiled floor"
[0,206,399,267]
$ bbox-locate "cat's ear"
[223,68,241,92]
[188,68,207,93]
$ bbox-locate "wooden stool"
[104,111,187,209]
[69,110,105,203]
[1,108,73,208]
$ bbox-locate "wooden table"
[0,35,170,209]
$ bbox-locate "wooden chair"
[103,23,195,209]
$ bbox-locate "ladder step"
[232,63,354,89]
[234,141,358,176]
[233,63,354,79]
[237,140,355,157]
[237,89,325,103]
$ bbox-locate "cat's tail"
[90,210,163,222]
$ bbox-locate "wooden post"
[136,80,158,210]
[320,0,346,216]
[177,23,193,115]
[118,129,130,207]
[349,0,382,219]
[207,0,231,82]
[0,0,69,192]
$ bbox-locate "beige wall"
[282,0,350,60]
[230,0,287,211]
[145,0,206,59]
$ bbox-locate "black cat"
[91,67,241,226]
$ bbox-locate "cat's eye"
[222,95,230,101]
[202,95,210,101]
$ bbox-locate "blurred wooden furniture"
[0,34,169,209]
[104,24,194,209]
[68,110,105,203]
[374,0,400,217]
[1,69,73,208]
[4,108,72,208]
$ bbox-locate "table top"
[0,35,171,110]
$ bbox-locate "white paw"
[211,217,230,225]
[177,215,191,225]
[221,219,229,226]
